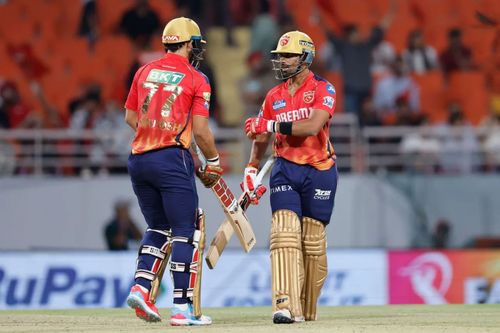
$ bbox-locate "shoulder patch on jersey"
[323,96,335,109]
[146,69,185,85]
[326,84,336,95]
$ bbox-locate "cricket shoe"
[272,309,304,324]
[126,284,161,322]
[170,303,212,326]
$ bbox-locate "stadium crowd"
[0,0,499,175]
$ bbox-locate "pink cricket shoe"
[170,303,212,326]
[126,284,161,322]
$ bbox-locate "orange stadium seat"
[412,71,447,123]
[447,71,489,125]
[149,0,178,22]
[462,27,496,66]
[97,0,135,35]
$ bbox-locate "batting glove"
[244,117,276,138]
[196,155,223,188]
[242,164,258,193]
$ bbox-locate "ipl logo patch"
[280,35,290,46]
[303,91,315,103]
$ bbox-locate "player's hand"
[196,164,223,188]
[244,117,276,138]
[242,165,258,193]
[250,184,267,205]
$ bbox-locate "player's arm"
[193,115,218,160]
[245,109,330,138]
[125,109,138,131]
[248,133,272,168]
[279,109,330,136]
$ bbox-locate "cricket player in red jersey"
[243,31,338,324]
[124,17,222,326]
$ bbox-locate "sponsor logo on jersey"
[326,84,335,95]
[146,69,185,85]
[303,91,315,103]
[280,35,290,46]
[271,185,293,194]
[162,35,180,42]
[314,189,331,200]
[203,92,211,102]
[276,107,311,122]
[272,99,286,110]
[323,96,334,109]
[204,101,210,109]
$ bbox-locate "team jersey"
[261,71,336,170]
[125,53,211,154]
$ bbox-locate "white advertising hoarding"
[0,250,387,309]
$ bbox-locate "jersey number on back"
[141,82,183,118]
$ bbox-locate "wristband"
[266,120,277,133]
[278,121,293,135]
[206,155,220,166]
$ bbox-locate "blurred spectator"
[93,101,134,174]
[401,29,439,74]
[436,101,481,174]
[104,199,142,251]
[359,97,382,127]
[373,56,420,123]
[324,0,396,114]
[78,0,99,45]
[0,80,42,129]
[239,51,276,120]
[371,40,396,79]
[69,84,103,130]
[249,0,280,60]
[119,0,160,50]
[400,126,441,173]
[431,219,451,248]
[440,28,474,76]
[481,97,500,171]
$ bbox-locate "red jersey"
[125,53,211,154]
[261,72,336,170]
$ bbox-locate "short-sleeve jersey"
[261,72,336,170]
[125,53,211,154]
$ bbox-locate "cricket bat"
[206,157,275,269]
[193,144,257,253]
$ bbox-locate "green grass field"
[1,305,499,333]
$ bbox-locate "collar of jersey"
[163,52,190,64]
[284,71,314,94]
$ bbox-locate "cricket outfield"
[1,305,499,333]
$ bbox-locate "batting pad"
[301,217,327,321]
[270,209,304,319]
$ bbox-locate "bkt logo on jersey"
[272,99,286,110]
[146,69,185,85]
[323,96,334,109]
[314,189,331,200]
[326,84,335,95]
